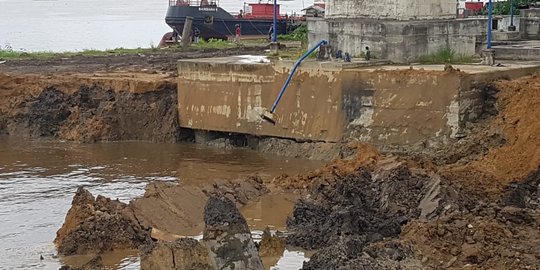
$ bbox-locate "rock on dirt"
[54,187,149,255]
[130,175,268,236]
[140,238,212,270]
[258,227,285,257]
[140,195,265,270]
[203,196,264,270]
[501,168,540,209]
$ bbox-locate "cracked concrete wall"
[340,70,461,149]
[177,59,346,142]
[178,60,467,147]
[325,0,457,20]
[177,59,538,150]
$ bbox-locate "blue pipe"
[273,0,277,43]
[270,40,328,113]
[487,0,492,49]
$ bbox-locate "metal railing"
[169,0,219,7]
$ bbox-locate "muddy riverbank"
[53,73,538,269]
[1,49,539,269]
[0,137,321,269]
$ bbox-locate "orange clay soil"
[440,73,540,196]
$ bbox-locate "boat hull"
[166,6,289,39]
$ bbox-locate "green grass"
[191,38,236,49]
[417,47,475,64]
[278,25,307,42]
[0,47,163,60]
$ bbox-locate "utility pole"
[508,0,516,31]
[273,0,277,43]
[483,0,495,66]
[488,0,493,49]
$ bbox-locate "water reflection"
[0,137,320,269]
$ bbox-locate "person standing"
[268,23,274,42]
[364,46,371,61]
[235,24,241,43]
[194,27,201,44]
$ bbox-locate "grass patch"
[278,25,307,42]
[191,38,236,49]
[417,48,475,64]
[0,47,163,60]
[267,46,319,61]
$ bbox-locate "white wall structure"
[325,0,457,20]
[308,0,490,63]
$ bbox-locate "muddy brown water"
[0,136,322,269]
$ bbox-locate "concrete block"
[493,31,520,41]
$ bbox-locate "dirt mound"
[436,74,540,197]
[288,161,540,269]
[302,239,422,270]
[286,159,455,250]
[55,187,149,255]
[473,74,540,182]
[401,206,540,269]
[272,142,380,190]
[501,168,540,209]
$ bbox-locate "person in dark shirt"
[365,46,371,61]
[268,23,274,42]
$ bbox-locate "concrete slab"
[357,61,540,74]
[493,40,540,61]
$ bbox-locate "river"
[0,136,322,269]
[0,0,312,52]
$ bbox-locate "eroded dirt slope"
[282,74,540,270]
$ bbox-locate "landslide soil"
[279,74,540,269]
[439,73,540,197]
[0,47,265,142]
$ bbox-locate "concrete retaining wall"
[308,18,487,63]
[177,56,539,149]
